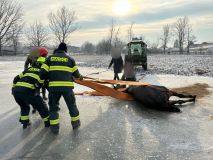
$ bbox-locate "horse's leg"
[157,104,181,112]
[170,91,196,100]
[169,99,195,106]
[152,101,181,113]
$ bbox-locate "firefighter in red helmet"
[39,47,48,57]
[24,47,49,113]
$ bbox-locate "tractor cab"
[125,40,148,70]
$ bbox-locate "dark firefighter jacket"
[12,66,44,94]
[39,50,80,92]
[108,56,123,73]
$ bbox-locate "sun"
[112,0,131,16]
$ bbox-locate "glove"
[79,75,83,81]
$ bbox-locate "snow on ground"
[73,54,213,77]
[1,54,213,77]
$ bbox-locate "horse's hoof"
[193,95,197,102]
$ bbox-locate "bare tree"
[27,21,48,47]
[96,39,111,55]
[173,39,179,48]
[0,0,23,56]
[96,19,124,55]
[108,19,115,53]
[81,41,95,54]
[147,37,160,53]
[10,23,24,55]
[109,20,124,57]
[107,19,121,54]
[128,22,134,41]
[161,24,170,54]
[113,27,120,47]
[48,6,77,44]
[173,17,189,54]
[186,24,196,54]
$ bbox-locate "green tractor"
[125,40,148,70]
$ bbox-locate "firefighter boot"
[22,120,31,129]
[71,120,81,130]
[44,120,50,127]
[50,124,59,134]
[19,118,31,129]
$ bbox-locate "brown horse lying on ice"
[126,85,196,112]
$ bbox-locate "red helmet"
[39,47,48,57]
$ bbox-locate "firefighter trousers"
[13,92,49,124]
[48,90,80,127]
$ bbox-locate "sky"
[19,0,213,46]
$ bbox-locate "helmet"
[37,57,46,63]
[39,47,48,57]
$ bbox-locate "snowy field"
[1,54,213,77]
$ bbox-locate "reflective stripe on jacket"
[40,50,80,92]
[12,66,44,94]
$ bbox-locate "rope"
[85,69,109,77]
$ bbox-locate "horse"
[126,85,196,112]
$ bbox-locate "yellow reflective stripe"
[39,79,44,83]
[50,119,59,125]
[23,73,44,84]
[41,64,49,72]
[28,67,40,72]
[19,73,24,78]
[16,82,35,89]
[49,66,78,73]
[20,116,29,120]
[72,66,78,72]
[12,84,16,88]
[43,116,49,122]
[49,66,72,72]
[71,115,80,122]
[23,73,43,83]
[49,81,74,87]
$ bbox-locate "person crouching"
[12,57,49,129]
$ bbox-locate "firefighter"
[24,47,48,100]
[25,47,49,114]
[12,57,50,129]
[39,42,83,134]
[38,47,49,100]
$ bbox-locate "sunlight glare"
[112,0,131,16]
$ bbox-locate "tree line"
[82,17,197,55]
[161,16,196,54]
[0,0,197,56]
[0,0,77,56]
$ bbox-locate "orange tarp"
[74,78,149,101]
